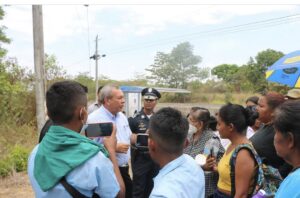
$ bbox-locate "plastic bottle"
[252,189,266,198]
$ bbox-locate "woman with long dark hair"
[214,103,257,198]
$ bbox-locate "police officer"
[129,88,161,198]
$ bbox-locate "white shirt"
[246,127,255,139]
[87,106,132,166]
[150,154,205,198]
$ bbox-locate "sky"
[2,4,300,80]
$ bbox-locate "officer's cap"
[141,88,161,100]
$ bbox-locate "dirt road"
[0,172,33,198]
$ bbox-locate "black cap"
[141,88,161,100]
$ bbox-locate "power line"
[106,13,300,55]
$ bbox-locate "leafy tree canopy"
[0,6,11,59]
[146,42,208,89]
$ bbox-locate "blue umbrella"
[266,50,300,88]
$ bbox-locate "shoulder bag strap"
[230,144,261,197]
[60,177,87,198]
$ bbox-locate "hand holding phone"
[202,155,216,171]
[103,124,117,153]
[85,122,113,137]
[135,133,149,149]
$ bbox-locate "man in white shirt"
[88,84,132,198]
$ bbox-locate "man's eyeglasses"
[144,99,155,102]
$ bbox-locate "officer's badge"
[138,122,146,131]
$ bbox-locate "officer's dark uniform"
[128,88,161,198]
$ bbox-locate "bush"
[0,159,12,177]
[10,145,30,172]
[0,145,30,177]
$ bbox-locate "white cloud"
[3,5,298,42]
[2,4,300,80]
[108,5,298,36]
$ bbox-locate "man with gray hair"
[88,84,132,198]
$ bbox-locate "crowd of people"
[28,80,300,198]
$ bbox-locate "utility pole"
[90,35,105,101]
[95,35,99,101]
[32,5,46,132]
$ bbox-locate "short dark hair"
[219,103,256,134]
[46,81,88,124]
[274,101,300,150]
[149,107,188,154]
[246,96,259,105]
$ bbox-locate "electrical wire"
[106,13,300,55]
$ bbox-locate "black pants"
[119,166,132,198]
[131,153,159,198]
[213,189,231,198]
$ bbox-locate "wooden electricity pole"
[32,5,46,132]
[90,35,106,102]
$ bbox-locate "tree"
[44,54,67,87]
[0,7,10,59]
[245,49,284,92]
[211,64,239,82]
[146,42,208,88]
[0,59,36,125]
[211,49,285,93]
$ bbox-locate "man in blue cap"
[129,87,161,198]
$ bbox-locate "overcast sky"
[2,4,300,80]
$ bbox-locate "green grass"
[0,124,37,177]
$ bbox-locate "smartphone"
[85,122,113,137]
[136,134,149,148]
[209,147,214,158]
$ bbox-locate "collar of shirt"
[101,106,118,121]
[154,154,186,182]
[140,108,153,119]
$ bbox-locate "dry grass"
[0,171,33,198]
[0,124,37,158]
[190,92,258,105]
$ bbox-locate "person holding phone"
[88,84,132,198]
[27,81,121,198]
[184,107,224,198]
[128,87,161,198]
